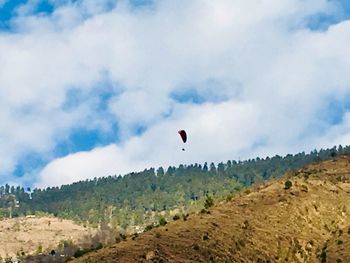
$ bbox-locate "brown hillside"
[71,156,350,263]
[0,216,96,260]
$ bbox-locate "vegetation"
[0,145,347,230]
[172,214,180,221]
[319,244,327,263]
[284,180,292,190]
[204,195,214,209]
[336,239,343,245]
[159,217,167,226]
[70,156,350,262]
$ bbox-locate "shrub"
[73,244,102,259]
[173,214,180,221]
[182,214,189,221]
[145,224,154,231]
[284,180,292,190]
[204,195,214,209]
[319,250,327,263]
[159,217,167,226]
[202,233,209,240]
[119,234,126,241]
[226,194,234,201]
[319,243,327,263]
[36,244,43,255]
[336,239,343,245]
[74,249,88,258]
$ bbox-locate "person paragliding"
[178,130,187,151]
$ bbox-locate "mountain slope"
[2,146,345,228]
[73,156,350,262]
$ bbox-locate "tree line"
[0,145,346,229]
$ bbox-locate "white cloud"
[37,144,145,187]
[1,0,350,187]
[37,100,260,187]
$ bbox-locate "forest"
[0,145,346,230]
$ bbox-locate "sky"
[1,0,350,188]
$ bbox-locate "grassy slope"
[73,156,350,263]
[0,216,96,259]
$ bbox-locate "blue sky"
[1,0,350,188]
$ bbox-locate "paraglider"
[178,130,187,151]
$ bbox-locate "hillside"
[0,216,96,261]
[73,156,350,262]
[0,146,345,230]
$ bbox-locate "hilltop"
[73,156,350,262]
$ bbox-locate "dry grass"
[0,216,96,259]
[72,156,350,263]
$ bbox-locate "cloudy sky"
[1,0,350,188]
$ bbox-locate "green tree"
[284,180,292,190]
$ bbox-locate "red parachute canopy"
[178,130,187,143]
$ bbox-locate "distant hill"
[72,156,350,262]
[0,216,96,261]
